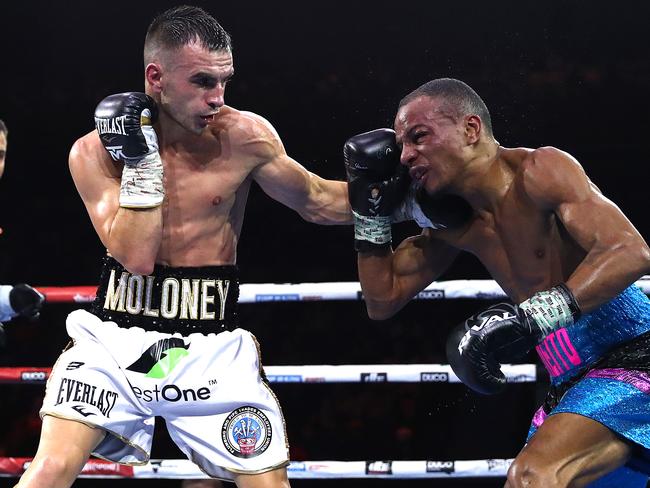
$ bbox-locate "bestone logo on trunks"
[127,338,212,403]
[103,268,231,321]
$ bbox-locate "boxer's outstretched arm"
[523,146,650,312]
[69,132,163,275]
[246,113,351,225]
[359,229,460,320]
[255,154,351,225]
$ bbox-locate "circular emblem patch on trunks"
[221,406,272,458]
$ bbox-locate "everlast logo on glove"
[94,116,128,136]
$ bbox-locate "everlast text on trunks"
[91,256,239,334]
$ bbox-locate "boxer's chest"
[451,193,573,301]
[159,149,252,221]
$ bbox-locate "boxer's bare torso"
[360,94,647,317]
[432,147,586,303]
[71,105,348,269]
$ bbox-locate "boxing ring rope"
[0,457,513,479]
[31,276,650,303]
[2,278,648,480]
[0,364,537,384]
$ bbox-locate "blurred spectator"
[0,119,45,347]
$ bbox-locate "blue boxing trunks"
[40,256,290,480]
[529,285,650,487]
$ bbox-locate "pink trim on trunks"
[585,368,650,394]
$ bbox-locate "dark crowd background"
[0,0,649,487]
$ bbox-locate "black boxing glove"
[10,284,45,320]
[446,284,580,394]
[94,92,163,208]
[0,284,45,349]
[415,190,473,229]
[0,284,45,323]
[392,187,473,230]
[344,129,410,252]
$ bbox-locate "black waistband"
[91,256,240,334]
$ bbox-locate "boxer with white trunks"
[17,6,350,488]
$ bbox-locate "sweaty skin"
[69,43,349,274]
[359,95,650,319]
[412,146,588,302]
[357,94,650,488]
[70,105,347,270]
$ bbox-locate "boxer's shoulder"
[71,129,104,157]
[520,147,589,206]
[517,146,582,177]
[212,106,278,143]
[69,130,117,175]
[216,107,284,164]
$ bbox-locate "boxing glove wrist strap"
[119,151,164,208]
[353,210,391,252]
[518,283,581,339]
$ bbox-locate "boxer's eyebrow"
[190,73,218,88]
[405,125,427,141]
[190,70,234,88]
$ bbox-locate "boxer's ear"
[145,63,163,93]
[464,114,482,145]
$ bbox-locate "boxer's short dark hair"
[399,78,493,137]
[144,5,232,61]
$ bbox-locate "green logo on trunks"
[146,347,190,379]
[126,338,190,379]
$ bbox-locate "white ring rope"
[264,363,536,383]
[287,459,513,479]
[0,457,513,479]
[0,364,537,384]
[37,277,650,303]
[238,277,650,303]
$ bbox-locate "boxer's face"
[0,132,7,179]
[149,42,234,135]
[395,96,467,194]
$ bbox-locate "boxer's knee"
[16,451,84,488]
[506,452,566,488]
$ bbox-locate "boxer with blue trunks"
[344,77,650,487]
[528,285,650,486]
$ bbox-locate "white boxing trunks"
[40,257,289,480]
